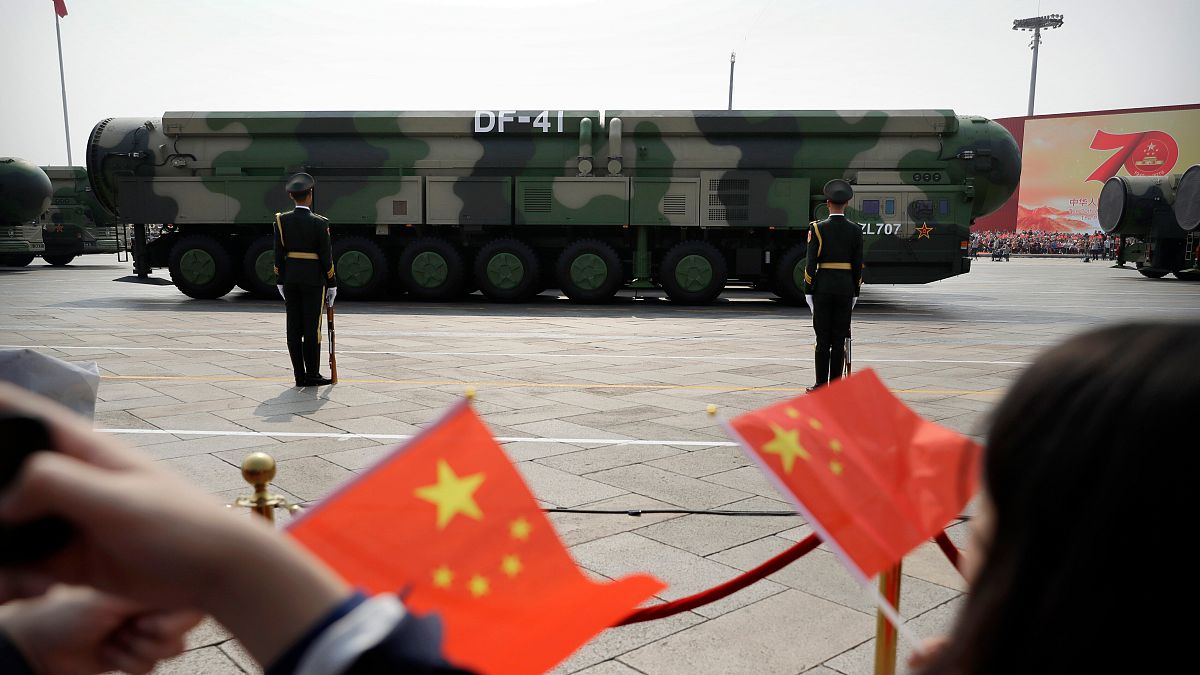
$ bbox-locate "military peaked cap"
[823,179,853,204]
[285,172,315,193]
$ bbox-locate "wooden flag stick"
[327,304,338,384]
[873,563,903,675]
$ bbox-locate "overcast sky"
[2,0,1197,166]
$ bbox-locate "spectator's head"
[921,322,1200,674]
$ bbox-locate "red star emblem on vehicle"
[916,223,933,239]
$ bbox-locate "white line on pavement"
[96,427,737,447]
[0,344,1033,366]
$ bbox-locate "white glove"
[326,287,337,307]
[277,285,285,300]
[852,297,858,310]
[804,295,814,312]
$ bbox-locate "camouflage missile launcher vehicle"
[0,157,52,267]
[1099,164,1200,280]
[86,110,1020,301]
[37,166,121,266]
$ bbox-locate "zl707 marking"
[860,222,906,236]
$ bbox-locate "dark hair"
[920,322,1199,674]
[289,189,312,202]
[828,199,848,207]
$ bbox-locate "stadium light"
[1013,14,1065,116]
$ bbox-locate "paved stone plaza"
[2,256,1198,674]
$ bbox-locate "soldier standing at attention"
[803,179,863,391]
[274,173,337,387]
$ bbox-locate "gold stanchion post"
[231,452,302,524]
[873,563,903,675]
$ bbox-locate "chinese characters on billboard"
[1015,108,1199,233]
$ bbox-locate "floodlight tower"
[1013,14,1064,116]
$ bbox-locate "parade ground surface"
[3,256,1198,675]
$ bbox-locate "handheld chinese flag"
[289,401,664,675]
[53,0,68,18]
[727,369,980,580]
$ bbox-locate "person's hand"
[0,383,350,667]
[0,381,265,609]
[804,295,814,312]
[0,585,200,675]
[277,285,285,300]
[326,287,337,307]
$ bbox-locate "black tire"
[1,254,36,267]
[43,254,76,266]
[658,240,728,304]
[168,235,236,299]
[771,245,808,305]
[236,236,279,298]
[474,238,541,302]
[397,237,466,301]
[556,239,623,303]
[1137,268,1168,279]
[332,236,389,300]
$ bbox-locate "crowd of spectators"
[969,230,1111,257]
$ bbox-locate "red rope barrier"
[934,530,961,571]
[617,533,821,625]
[616,528,963,626]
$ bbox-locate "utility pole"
[728,52,736,111]
[1013,14,1064,117]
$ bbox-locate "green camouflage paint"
[85,110,1020,300]
[38,166,120,261]
[0,157,51,257]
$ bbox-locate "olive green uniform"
[803,214,864,386]
[274,206,337,385]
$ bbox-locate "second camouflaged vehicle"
[1099,164,1200,280]
[0,157,51,267]
[37,166,121,266]
[86,110,1020,301]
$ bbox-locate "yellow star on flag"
[762,422,810,473]
[510,517,532,541]
[501,554,523,578]
[469,574,490,598]
[414,460,485,530]
[916,223,933,239]
[432,564,454,589]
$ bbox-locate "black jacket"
[273,207,337,288]
[803,214,863,297]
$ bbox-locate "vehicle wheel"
[43,254,76,266]
[398,237,465,301]
[168,235,236,299]
[1,254,36,267]
[1137,269,1168,279]
[237,236,278,298]
[658,240,728,304]
[333,236,389,300]
[556,239,623,303]
[474,238,541,302]
[771,245,808,305]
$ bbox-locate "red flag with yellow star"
[288,401,664,674]
[728,369,980,580]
